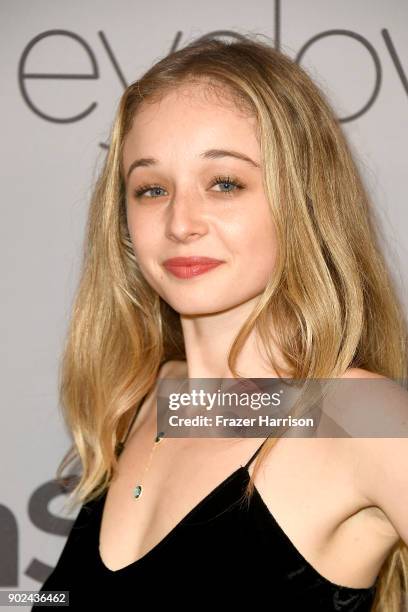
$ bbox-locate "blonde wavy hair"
[55,33,408,611]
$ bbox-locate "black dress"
[32,393,378,610]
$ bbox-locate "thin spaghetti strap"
[243,437,270,470]
[115,391,149,457]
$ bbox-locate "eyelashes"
[132,175,245,200]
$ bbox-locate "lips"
[163,256,224,279]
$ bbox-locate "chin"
[166,302,229,316]
[164,295,250,317]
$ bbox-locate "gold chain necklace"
[115,418,166,500]
[115,375,188,500]
[132,430,165,499]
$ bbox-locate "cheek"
[231,211,277,277]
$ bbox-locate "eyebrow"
[125,148,260,181]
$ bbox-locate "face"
[122,82,277,316]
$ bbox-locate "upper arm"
[345,369,408,546]
[356,436,408,545]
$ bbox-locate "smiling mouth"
[162,257,224,279]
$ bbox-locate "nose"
[165,188,208,243]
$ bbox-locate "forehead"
[137,80,255,122]
[122,82,259,164]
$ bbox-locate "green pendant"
[133,485,143,499]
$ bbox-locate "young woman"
[32,34,408,611]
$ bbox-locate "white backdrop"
[1,0,407,605]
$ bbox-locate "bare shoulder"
[338,365,408,455]
[324,366,408,436]
[339,367,388,380]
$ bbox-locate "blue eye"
[209,175,244,195]
[134,185,166,198]
[133,175,245,199]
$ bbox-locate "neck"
[178,295,287,380]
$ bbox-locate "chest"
[98,435,385,588]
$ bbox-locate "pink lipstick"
[163,256,224,279]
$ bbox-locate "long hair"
[55,32,408,610]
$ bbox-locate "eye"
[133,184,166,199]
[132,175,245,200]
[208,175,245,196]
